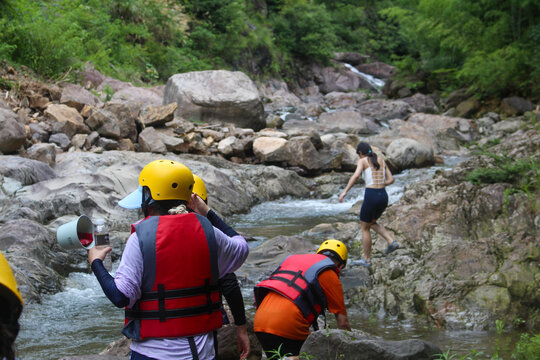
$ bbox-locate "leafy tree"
[272,2,337,63]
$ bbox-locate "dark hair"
[319,250,346,268]
[141,186,186,216]
[148,200,187,215]
[356,142,380,170]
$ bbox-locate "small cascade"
[344,63,386,92]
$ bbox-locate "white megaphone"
[56,215,95,250]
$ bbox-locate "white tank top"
[363,162,386,186]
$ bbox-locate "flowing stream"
[16,157,519,359]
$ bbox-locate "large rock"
[138,127,167,153]
[286,136,323,172]
[0,219,80,303]
[252,136,290,163]
[301,329,442,360]
[318,110,380,134]
[0,156,56,186]
[500,96,534,116]
[102,102,140,142]
[164,70,265,131]
[0,108,26,153]
[60,83,103,111]
[386,138,435,171]
[45,104,90,138]
[356,99,415,122]
[402,93,439,114]
[85,109,122,139]
[110,86,163,107]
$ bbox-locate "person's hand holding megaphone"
[88,245,112,266]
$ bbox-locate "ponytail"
[356,142,380,170]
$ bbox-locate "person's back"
[362,158,386,188]
[124,213,223,340]
[253,240,351,358]
[89,159,249,359]
[254,254,345,339]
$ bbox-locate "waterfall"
[344,63,386,92]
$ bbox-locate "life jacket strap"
[158,284,166,322]
[188,336,200,360]
[140,282,220,301]
[267,269,320,321]
[125,301,222,320]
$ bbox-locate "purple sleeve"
[214,226,249,278]
[114,232,143,308]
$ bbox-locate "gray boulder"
[46,104,90,138]
[386,138,435,171]
[318,110,380,134]
[301,329,442,360]
[0,108,26,153]
[164,70,265,131]
[60,83,103,111]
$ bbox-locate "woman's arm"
[384,160,394,186]
[339,158,364,202]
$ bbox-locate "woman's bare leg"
[371,222,394,245]
[360,221,372,260]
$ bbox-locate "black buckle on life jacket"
[158,284,166,322]
[205,279,213,315]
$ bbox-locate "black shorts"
[255,332,305,357]
[359,188,388,223]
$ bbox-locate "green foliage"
[496,319,505,335]
[466,154,539,195]
[511,333,540,360]
[0,0,538,100]
[383,0,540,98]
[272,2,337,64]
[434,348,488,360]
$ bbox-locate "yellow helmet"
[139,159,194,202]
[317,239,348,265]
[0,251,23,307]
[192,175,208,202]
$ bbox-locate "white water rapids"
[17,156,515,359]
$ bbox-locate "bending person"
[253,240,352,359]
[0,251,24,360]
[88,159,249,360]
[192,175,250,360]
[338,142,398,268]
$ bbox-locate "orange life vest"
[254,253,338,325]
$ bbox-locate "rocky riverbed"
[1,56,538,359]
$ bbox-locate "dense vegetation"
[0,0,539,98]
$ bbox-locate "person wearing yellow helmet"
[0,251,23,360]
[192,174,250,360]
[253,239,351,359]
[88,159,249,360]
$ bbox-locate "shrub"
[511,333,540,360]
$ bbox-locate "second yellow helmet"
[192,175,208,202]
[317,239,348,265]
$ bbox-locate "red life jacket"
[123,213,222,340]
[254,253,338,325]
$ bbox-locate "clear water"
[17,156,518,359]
